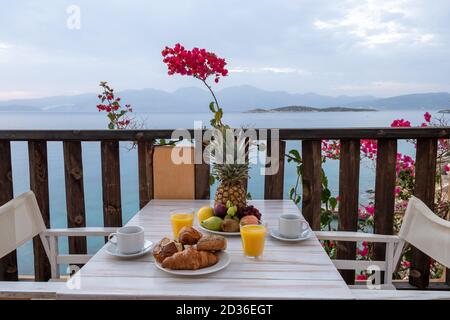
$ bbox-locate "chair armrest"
[43,227,118,237]
[315,231,400,243]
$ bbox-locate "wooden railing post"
[138,140,154,209]
[374,139,397,282]
[0,140,18,281]
[101,141,122,229]
[63,141,87,263]
[409,138,437,289]
[264,139,286,200]
[195,141,210,200]
[301,140,322,230]
[337,139,360,285]
[28,141,51,281]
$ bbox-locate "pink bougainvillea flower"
[356,274,368,281]
[424,112,432,123]
[162,43,228,83]
[444,164,450,173]
[391,119,412,128]
[364,205,375,217]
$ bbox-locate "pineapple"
[209,129,250,210]
[213,163,249,210]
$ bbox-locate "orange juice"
[170,212,194,238]
[240,224,267,257]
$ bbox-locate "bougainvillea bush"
[96,81,133,129]
[289,112,450,281]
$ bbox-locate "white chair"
[316,195,450,290]
[0,191,117,298]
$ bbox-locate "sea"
[0,110,432,275]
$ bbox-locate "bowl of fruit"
[197,201,262,236]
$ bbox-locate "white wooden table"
[57,200,354,300]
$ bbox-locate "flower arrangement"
[162,43,228,129]
[162,43,251,210]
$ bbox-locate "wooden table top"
[57,200,354,300]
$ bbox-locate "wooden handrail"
[1,127,450,141]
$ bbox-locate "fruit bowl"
[198,225,241,236]
[198,202,262,236]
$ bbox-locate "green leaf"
[289,187,295,199]
[329,197,337,210]
[246,192,252,200]
[209,102,215,113]
[288,149,301,161]
[108,123,115,130]
[209,175,216,186]
[321,188,331,202]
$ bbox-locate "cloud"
[229,66,311,76]
[313,0,435,48]
[0,42,12,50]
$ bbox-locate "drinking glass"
[240,221,267,258]
[170,208,194,239]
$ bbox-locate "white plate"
[198,224,240,236]
[269,228,312,242]
[105,240,153,258]
[154,251,231,276]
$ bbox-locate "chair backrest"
[0,191,47,259]
[399,196,450,268]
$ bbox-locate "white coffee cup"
[278,214,309,239]
[108,226,145,254]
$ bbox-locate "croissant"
[161,247,219,270]
[178,226,202,245]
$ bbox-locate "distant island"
[246,106,377,113]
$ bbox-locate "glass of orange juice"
[170,208,194,239]
[240,221,267,258]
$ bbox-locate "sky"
[0,0,449,100]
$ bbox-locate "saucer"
[105,240,153,258]
[269,228,312,242]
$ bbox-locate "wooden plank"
[374,139,397,282]
[301,140,322,230]
[28,141,51,281]
[0,140,18,281]
[195,141,210,200]
[337,139,360,285]
[138,141,154,209]
[2,127,450,141]
[63,141,87,261]
[409,138,437,289]
[264,139,286,200]
[101,141,123,229]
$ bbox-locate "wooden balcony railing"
[0,128,450,289]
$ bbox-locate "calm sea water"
[0,110,431,274]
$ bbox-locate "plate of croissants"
[153,226,230,276]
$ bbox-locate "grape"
[240,205,262,220]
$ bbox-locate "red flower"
[391,119,411,127]
[356,274,368,281]
[162,43,228,83]
[424,112,432,123]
